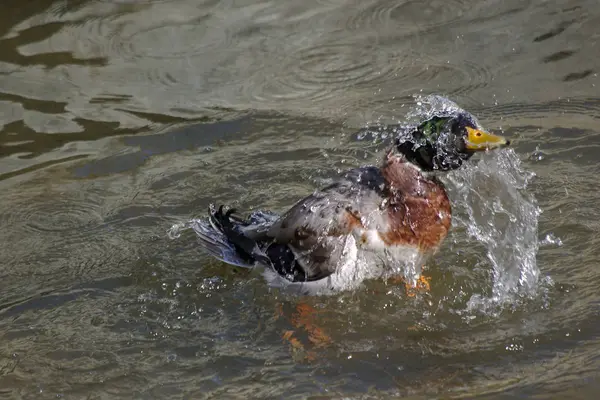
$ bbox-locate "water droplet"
[540,233,563,247]
[529,146,546,162]
[167,221,193,239]
[505,343,524,351]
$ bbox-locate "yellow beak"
[465,126,510,151]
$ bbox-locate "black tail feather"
[210,205,273,267]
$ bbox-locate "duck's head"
[395,112,510,171]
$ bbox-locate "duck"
[191,111,510,295]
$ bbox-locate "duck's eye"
[475,131,482,137]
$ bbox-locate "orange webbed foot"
[386,273,431,297]
[405,274,431,297]
[277,302,332,361]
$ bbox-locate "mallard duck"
[191,111,509,295]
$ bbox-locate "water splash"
[407,94,477,126]
[358,94,489,165]
[416,95,541,309]
[359,95,543,311]
[540,233,563,247]
[167,221,193,239]
[448,149,541,311]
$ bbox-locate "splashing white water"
[167,221,193,239]
[416,96,542,308]
[361,95,543,310]
[408,94,477,126]
[448,149,541,310]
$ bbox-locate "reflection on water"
[1,0,600,398]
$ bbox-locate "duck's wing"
[192,206,279,268]
[269,167,386,239]
[191,217,253,268]
[267,167,387,279]
[193,167,389,283]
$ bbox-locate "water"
[456,150,543,309]
[1,0,600,398]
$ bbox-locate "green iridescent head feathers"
[395,112,510,171]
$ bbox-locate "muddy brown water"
[1,0,599,398]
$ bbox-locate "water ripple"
[110,17,225,61]
[0,186,103,235]
[476,97,600,122]
[235,45,496,110]
[389,0,471,31]
[259,43,409,101]
[1,0,600,396]
[343,0,472,33]
[416,57,495,98]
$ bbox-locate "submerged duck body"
[192,111,509,295]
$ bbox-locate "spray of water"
[448,149,541,311]
[414,96,542,311]
[167,221,193,239]
[361,94,544,311]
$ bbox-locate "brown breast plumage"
[378,152,452,252]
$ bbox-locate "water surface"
[1,0,599,398]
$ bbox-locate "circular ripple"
[236,38,494,111]
[23,202,103,234]
[238,41,419,106]
[112,21,228,61]
[345,0,470,34]
[389,0,471,32]
[421,58,495,98]
[63,4,231,64]
[0,186,104,235]
[55,9,229,113]
[293,43,394,85]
